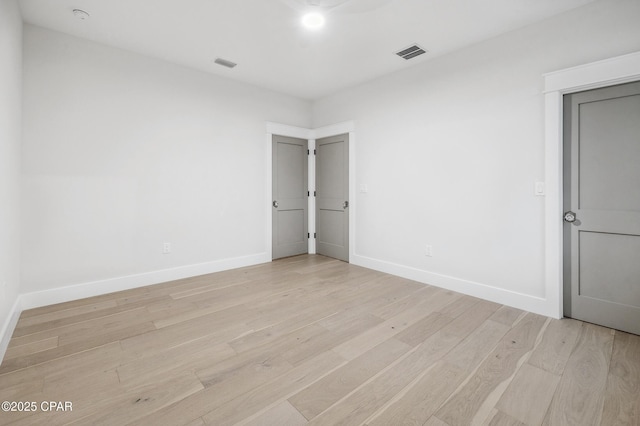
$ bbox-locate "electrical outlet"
[425,245,433,257]
[163,242,171,254]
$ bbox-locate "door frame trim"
[266,121,355,262]
[544,50,640,318]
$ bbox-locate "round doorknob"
[273,200,278,208]
[563,211,576,223]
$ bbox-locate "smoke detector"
[72,9,90,20]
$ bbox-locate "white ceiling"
[18,0,597,100]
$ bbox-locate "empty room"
[1,0,639,424]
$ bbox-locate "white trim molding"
[308,138,317,254]
[352,254,554,317]
[0,298,22,363]
[544,51,640,94]
[311,121,354,139]
[266,122,312,140]
[544,51,640,319]
[19,253,270,311]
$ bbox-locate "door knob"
[273,200,278,208]
[563,211,576,223]
[343,201,349,209]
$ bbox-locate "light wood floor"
[1,255,638,426]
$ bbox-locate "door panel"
[579,232,640,307]
[277,210,305,245]
[317,141,345,196]
[277,142,306,200]
[316,134,349,262]
[579,95,640,211]
[272,135,308,259]
[318,210,344,248]
[564,81,640,335]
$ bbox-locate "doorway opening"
[266,122,355,263]
[543,51,640,321]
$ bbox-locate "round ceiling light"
[301,12,325,30]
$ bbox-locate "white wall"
[21,26,311,298]
[0,0,23,354]
[312,0,640,315]
[14,0,640,320]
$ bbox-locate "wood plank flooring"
[0,255,638,426]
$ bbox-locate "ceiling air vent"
[214,58,237,69]
[395,44,427,60]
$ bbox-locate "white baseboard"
[20,252,271,310]
[351,254,559,319]
[0,297,22,364]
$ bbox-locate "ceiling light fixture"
[301,12,325,30]
[72,8,90,20]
